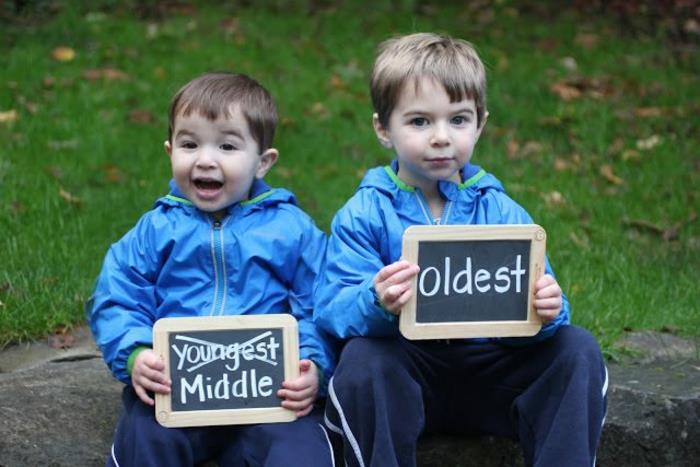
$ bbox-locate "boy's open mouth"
[194,178,224,190]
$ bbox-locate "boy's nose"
[430,123,450,146]
[195,147,217,168]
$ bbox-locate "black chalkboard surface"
[400,225,545,340]
[153,314,298,427]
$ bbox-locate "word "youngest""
[171,331,280,373]
[418,255,526,297]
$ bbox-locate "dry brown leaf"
[506,139,520,160]
[554,157,571,172]
[0,110,18,124]
[622,149,641,161]
[83,68,129,81]
[636,135,662,151]
[542,190,567,207]
[59,187,82,205]
[550,82,582,101]
[634,107,664,118]
[276,167,293,179]
[308,102,330,120]
[575,32,599,49]
[52,46,76,62]
[521,141,544,156]
[46,165,64,180]
[329,74,346,91]
[103,164,125,184]
[128,109,155,125]
[600,164,624,185]
[48,331,75,349]
[569,231,590,249]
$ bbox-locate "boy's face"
[165,105,277,214]
[373,77,484,193]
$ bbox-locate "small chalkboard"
[400,225,546,340]
[153,314,299,427]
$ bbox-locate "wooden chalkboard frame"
[400,224,546,340]
[153,314,299,428]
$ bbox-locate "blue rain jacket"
[313,161,570,342]
[88,179,335,390]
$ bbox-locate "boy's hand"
[534,274,563,324]
[278,359,319,418]
[373,260,420,315]
[131,349,171,406]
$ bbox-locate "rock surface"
[0,330,698,466]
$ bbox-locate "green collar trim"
[165,194,193,206]
[242,189,274,206]
[458,169,486,189]
[383,166,415,192]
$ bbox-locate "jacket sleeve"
[283,213,338,396]
[86,215,160,384]
[492,192,571,344]
[313,197,400,339]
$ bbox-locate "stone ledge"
[0,332,698,466]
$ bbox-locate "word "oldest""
[418,255,526,297]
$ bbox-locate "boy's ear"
[164,140,172,158]
[477,111,489,139]
[256,148,279,179]
[372,113,392,149]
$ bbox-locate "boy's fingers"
[281,397,314,411]
[535,297,561,310]
[375,261,413,282]
[134,385,154,406]
[296,405,313,418]
[278,385,315,401]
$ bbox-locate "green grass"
[1,1,699,351]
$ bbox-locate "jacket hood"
[155,178,297,212]
[358,159,505,201]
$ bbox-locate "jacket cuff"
[126,346,151,376]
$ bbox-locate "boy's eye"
[410,117,429,127]
[181,141,197,149]
[220,143,236,151]
[451,116,469,125]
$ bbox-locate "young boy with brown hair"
[314,33,607,467]
[89,72,336,466]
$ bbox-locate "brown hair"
[168,72,278,152]
[371,32,487,128]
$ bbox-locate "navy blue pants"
[325,326,608,467]
[107,387,335,467]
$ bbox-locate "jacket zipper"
[414,190,452,225]
[209,218,228,316]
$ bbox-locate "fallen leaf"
[52,46,76,62]
[636,135,662,151]
[634,107,664,118]
[622,149,641,161]
[541,190,567,207]
[46,165,64,180]
[569,231,590,249]
[308,102,330,120]
[83,68,129,81]
[521,141,544,157]
[329,74,346,91]
[574,32,599,49]
[128,109,155,124]
[0,109,18,124]
[48,139,79,150]
[560,56,578,72]
[554,157,571,172]
[550,82,581,101]
[102,164,125,183]
[48,331,75,349]
[276,167,293,179]
[506,139,520,159]
[59,187,82,206]
[600,164,624,185]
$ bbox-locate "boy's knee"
[333,338,408,397]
